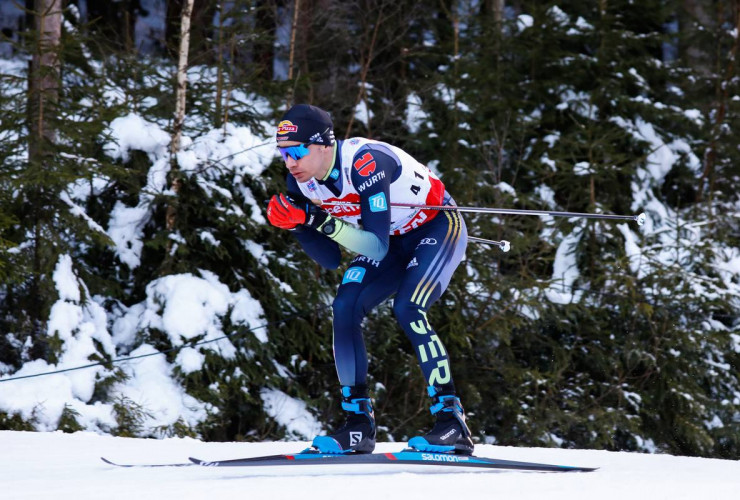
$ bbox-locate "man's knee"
[333,289,369,327]
[332,292,354,315]
[393,298,432,335]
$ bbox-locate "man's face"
[278,141,331,183]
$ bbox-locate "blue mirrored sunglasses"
[278,143,311,161]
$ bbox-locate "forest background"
[0,0,739,460]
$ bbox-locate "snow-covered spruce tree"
[261,0,467,442]
[1,0,736,456]
[0,3,313,440]
[0,59,24,293]
[89,1,364,441]
[409,0,739,457]
[666,0,740,458]
[0,2,125,430]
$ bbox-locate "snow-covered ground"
[2,431,738,500]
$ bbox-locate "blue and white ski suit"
[286,138,467,390]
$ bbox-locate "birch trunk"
[171,0,194,158]
[165,0,194,264]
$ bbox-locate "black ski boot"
[408,387,474,455]
[312,385,376,454]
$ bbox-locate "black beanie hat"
[276,104,335,146]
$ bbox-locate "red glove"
[267,193,305,229]
[267,193,330,231]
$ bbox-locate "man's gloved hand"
[267,193,329,230]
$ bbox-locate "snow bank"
[0,255,117,432]
[113,270,265,356]
[1,251,266,437]
[114,344,209,429]
[103,113,274,270]
[104,113,172,269]
[546,228,584,304]
[406,92,430,134]
[5,431,740,500]
[1,101,273,435]
[260,388,322,439]
[104,113,171,163]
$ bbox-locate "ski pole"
[320,201,646,226]
[468,236,511,252]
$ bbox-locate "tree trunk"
[86,0,141,53]
[26,0,61,338]
[28,0,61,160]
[481,0,505,27]
[171,0,194,157]
[166,0,214,61]
[254,0,276,81]
[164,0,194,271]
[680,0,715,76]
[493,0,504,24]
[697,1,739,203]
[288,0,301,82]
[345,6,384,139]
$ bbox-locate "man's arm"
[268,149,395,262]
[292,224,342,269]
[283,177,342,269]
[320,147,395,261]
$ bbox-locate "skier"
[266,104,473,455]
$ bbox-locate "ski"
[100,457,195,468]
[188,449,597,472]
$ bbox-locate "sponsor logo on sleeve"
[353,152,377,177]
[357,170,386,193]
[342,266,366,284]
[354,256,380,267]
[368,192,388,212]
